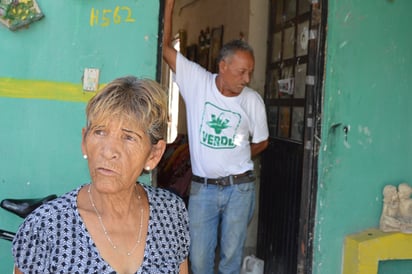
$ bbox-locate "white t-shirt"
[175,52,268,178]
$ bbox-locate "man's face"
[219,50,254,97]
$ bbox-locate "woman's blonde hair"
[84,76,167,144]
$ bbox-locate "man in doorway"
[162,0,269,273]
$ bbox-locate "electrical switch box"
[83,68,100,92]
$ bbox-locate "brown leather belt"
[192,171,256,186]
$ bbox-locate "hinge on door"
[306,75,315,86]
[309,29,317,40]
[307,117,313,128]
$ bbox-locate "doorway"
[257,0,327,273]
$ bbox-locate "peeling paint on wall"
[357,125,373,148]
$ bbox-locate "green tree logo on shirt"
[200,102,241,149]
[207,113,230,134]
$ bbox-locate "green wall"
[2,0,159,83]
[313,0,412,273]
[0,0,160,271]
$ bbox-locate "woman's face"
[81,117,162,193]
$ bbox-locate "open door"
[257,0,327,273]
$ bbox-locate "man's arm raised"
[162,0,177,72]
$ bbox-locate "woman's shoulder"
[25,185,81,221]
[143,184,186,209]
[13,186,82,244]
[143,184,182,199]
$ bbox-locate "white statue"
[379,183,412,233]
[379,185,401,232]
[398,183,412,233]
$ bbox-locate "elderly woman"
[12,76,190,273]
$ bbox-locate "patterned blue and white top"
[12,184,190,273]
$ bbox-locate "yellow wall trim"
[343,228,412,274]
[0,78,97,103]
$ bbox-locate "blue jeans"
[188,181,255,274]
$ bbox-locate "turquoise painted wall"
[313,1,412,273]
[0,0,160,271]
[2,1,160,82]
